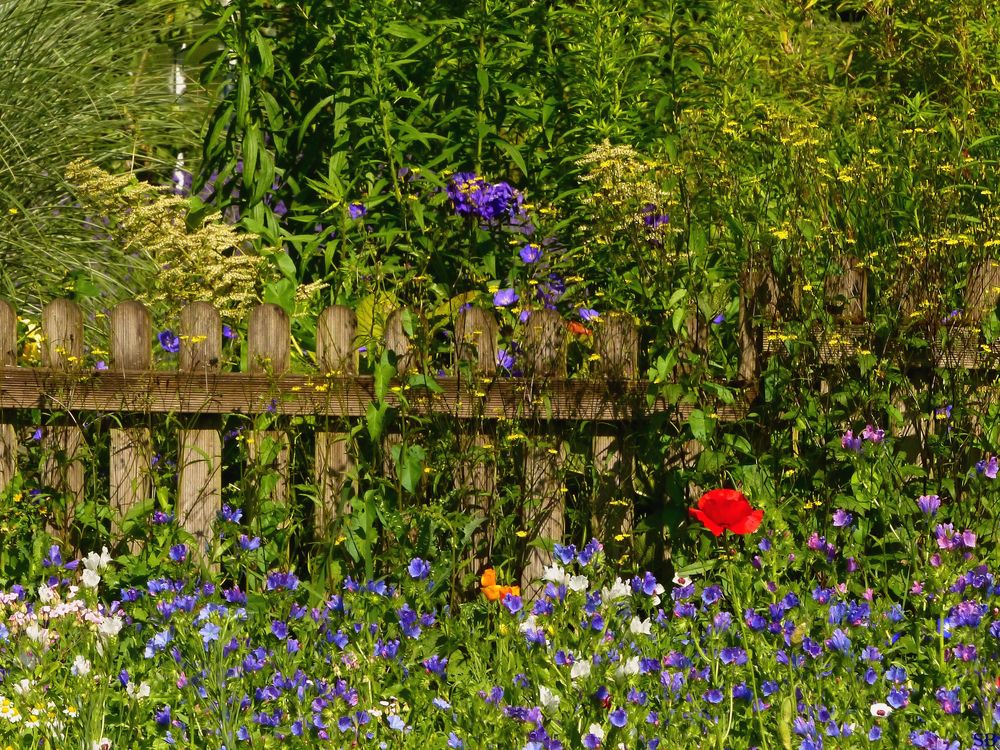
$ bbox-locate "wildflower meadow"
[2,0,1000,748]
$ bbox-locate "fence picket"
[383,308,413,489]
[455,307,498,575]
[315,305,357,529]
[247,304,291,504]
[109,301,153,541]
[592,313,638,556]
[0,300,15,493]
[522,309,567,595]
[177,302,222,553]
[41,299,85,538]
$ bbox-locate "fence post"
[177,302,222,554]
[0,300,16,494]
[592,313,638,560]
[109,301,153,542]
[247,303,291,504]
[521,309,567,595]
[41,299,85,538]
[315,305,357,531]
[455,306,498,577]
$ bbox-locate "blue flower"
[222,325,235,340]
[158,330,180,354]
[271,620,288,640]
[239,534,261,551]
[199,622,221,646]
[497,349,515,371]
[423,654,448,676]
[219,504,243,523]
[502,593,523,614]
[168,544,187,563]
[493,288,519,307]
[610,708,627,728]
[578,308,600,322]
[348,202,367,219]
[519,244,542,263]
[407,558,431,580]
[447,732,464,749]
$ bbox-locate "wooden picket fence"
[0,257,996,585]
[0,298,755,588]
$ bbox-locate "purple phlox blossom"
[578,308,600,322]
[348,202,367,219]
[934,687,961,715]
[239,534,261,551]
[917,494,941,516]
[711,312,725,325]
[841,430,862,452]
[222,325,236,340]
[832,509,853,527]
[861,424,885,443]
[95,360,108,371]
[168,544,187,563]
[976,455,999,479]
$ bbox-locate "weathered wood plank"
[454,307,499,576]
[41,299,85,537]
[0,368,750,420]
[176,302,222,554]
[0,300,15,493]
[522,309,567,596]
[592,313,638,557]
[315,305,358,530]
[247,304,291,504]
[109,301,153,541]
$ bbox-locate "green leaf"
[687,408,714,442]
[493,136,527,175]
[274,251,297,282]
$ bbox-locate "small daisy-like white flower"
[567,575,589,592]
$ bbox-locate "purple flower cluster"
[446,173,527,226]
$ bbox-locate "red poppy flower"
[689,489,763,536]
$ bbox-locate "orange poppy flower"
[480,569,519,602]
[567,321,592,336]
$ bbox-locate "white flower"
[672,574,694,586]
[92,738,112,750]
[81,569,101,589]
[869,702,893,718]
[71,655,91,677]
[588,723,605,740]
[25,623,47,644]
[602,577,630,601]
[83,547,112,572]
[518,615,539,633]
[570,660,592,681]
[567,575,589,592]
[127,681,151,699]
[37,585,56,604]
[542,563,567,586]
[98,616,123,639]
[615,656,640,679]
[13,678,33,695]
[538,685,560,714]
[629,616,652,635]
[651,583,665,606]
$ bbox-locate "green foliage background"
[2,0,1000,583]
